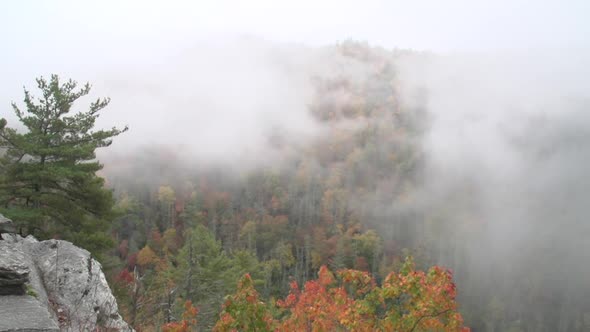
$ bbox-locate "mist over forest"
[84,40,590,330]
[1,1,589,331]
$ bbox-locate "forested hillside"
[102,42,441,330]
[3,39,589,332]
[97,42,590,331]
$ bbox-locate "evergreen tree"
[175,224,266,330]
[0,74,127,252]
[176,224,235,329]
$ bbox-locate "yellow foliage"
[158,185,176,204]
[137,245,158,266]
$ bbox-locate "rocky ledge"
[0,228,133,331]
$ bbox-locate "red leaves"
[212,259,469,331]
[278,266,375,331]
[116,269,134,285]
[278,281,299,308]
[318,265,335,286]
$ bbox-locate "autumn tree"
[162,300,199,332]
[217,258,469,332]
[135,241,180,328]
[0,75,127,252]
[278,265,354,331]
[213,274,277,332]
[350,257,468,331]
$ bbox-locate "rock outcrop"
[0,244,29,295]
[0,230,133,332]
[0,214,15,236]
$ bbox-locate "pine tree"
[0,74,127,252]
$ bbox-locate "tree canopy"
[213,258,468,332]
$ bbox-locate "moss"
[25,283,38,298]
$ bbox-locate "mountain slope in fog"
[99,41,590,331]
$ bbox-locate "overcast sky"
[1,0,588,121]
[1,0,588,62]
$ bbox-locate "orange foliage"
[278,265,356,331]
[217,259,469,332]
[162,301,199,332]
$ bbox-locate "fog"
[87,43,587,330]
[392,50,590,329]
[2,1,590,330]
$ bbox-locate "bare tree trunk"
[185,233,194,299]
[130,266,141,327]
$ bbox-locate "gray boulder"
[0,237,59,331]
[0,244,29,295]
[0,235,133,332]
[31,240,132,331]
[0,295,59,332]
